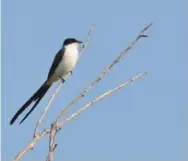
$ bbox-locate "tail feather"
[10,81,51,125]
[19,89,47,124]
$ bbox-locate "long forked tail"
[10,81,51,125]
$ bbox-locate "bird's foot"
[59,77,65,83]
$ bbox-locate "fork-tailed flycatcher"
[10,38,83,125]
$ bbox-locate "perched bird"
[10,38,83,125]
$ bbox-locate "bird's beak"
[77,40,83,44]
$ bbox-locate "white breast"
[54,44,79,80]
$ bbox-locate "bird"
[10,38,83,125]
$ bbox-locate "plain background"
[2,0,188,160]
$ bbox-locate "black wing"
[47,48,65,79]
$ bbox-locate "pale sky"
[2,0,188,160]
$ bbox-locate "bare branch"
[46,124,58,161]
[46,71,147,161]
[46,23,152,161]
[13,129,50,161]
[13,23,152,161]
[79,24,95,58]
[13,24,95,161]
[57,23,153,121]
[59,71,147,127]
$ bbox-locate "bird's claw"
[59,77,65,83]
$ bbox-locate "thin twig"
[79,24,95,58]
[59,71,147,127]
[46,124,57,161]
[57,23,152,121]
[34,81,62,136]
[14,129,50,161]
